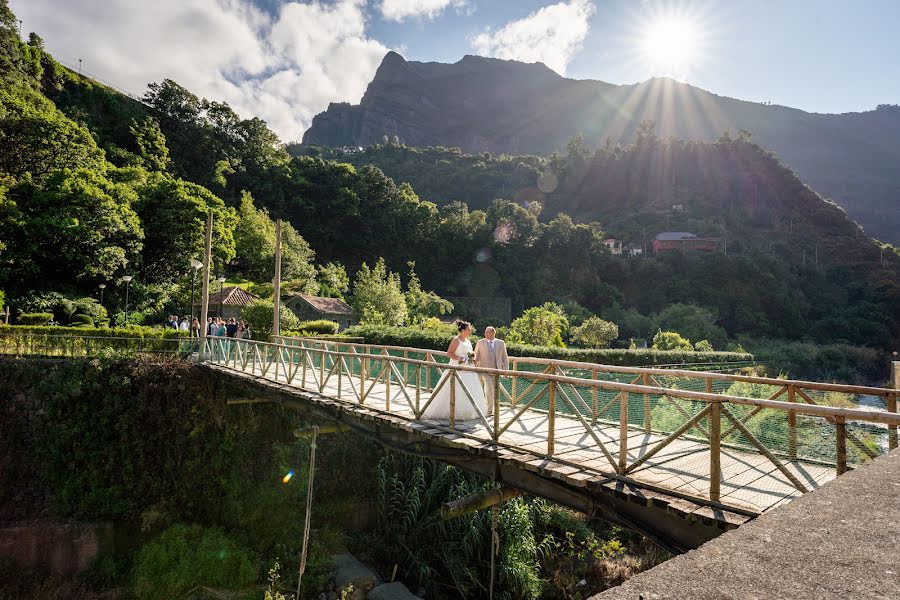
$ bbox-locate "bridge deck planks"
[220,357,838,516]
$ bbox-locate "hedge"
[295,320,339,335]
[0,324,188,339]
[344,325,754,367]
[17,312,53,326]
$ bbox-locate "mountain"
[303,52,900,244]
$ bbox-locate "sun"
[640,17,699,77]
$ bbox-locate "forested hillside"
[1,0,898,351]
[303,52,900,244]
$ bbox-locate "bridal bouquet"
[463,351,476,364]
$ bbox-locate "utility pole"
[78,59,82,75]
[273,219,283,338]
[199,212,213,359]
[18,20,22,37]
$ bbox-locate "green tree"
[240,299,300,338]
[506,302,569,347]
[404,262,453,324]
[316,262,349,299]
[129,116,170,172]
[131,170,236,284]
[694,339,714,351]
[0,90,106,182]
[352,258,407,326]
[232,191,315,286]
[652,330,693,351]
[9,168,143,286]
[571,316,619,348]
[656,303,727,349]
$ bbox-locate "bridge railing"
[278,336,899,456]
[0,332,197,358]
[206,336,900,510]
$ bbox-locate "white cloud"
[470,0,595,75]
[379,0,470,22]
[9,0,391,141]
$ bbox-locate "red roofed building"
[652,232,720,254]
[194,286,259,320]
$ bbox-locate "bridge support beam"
[441,487,522,520]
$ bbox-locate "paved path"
[593,448,900,600]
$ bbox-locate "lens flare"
[282,469,295,483]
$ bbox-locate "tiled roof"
[196,286,259,307]
[655,232,697,241]
[296,294,355,315]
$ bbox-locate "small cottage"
[285,294,359,331]
[603,238,623,255]
[195,286,259,320]
[653,232,720,254]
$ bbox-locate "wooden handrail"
[276,335,898,397]
[216,338,900,427]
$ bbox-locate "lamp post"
[98,284,106,308]
[121,276,133,326]
[190,258,203,322]
[216,275,226,319]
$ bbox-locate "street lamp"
[98,284,106,308]
[190,258,203,322]
[216,275,226,319]
[121,276,133,326]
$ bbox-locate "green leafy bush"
[571,316,619,349]
[131,524,258,600]
[0,324,186,338]
[16,313,53,325]
[295,319,339,335]
[694,339,714,352]
[240,300,300,338]
[69,314,94,327]
[652,330,694,351]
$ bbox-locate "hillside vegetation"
[303,51,900,244]
[1,0,898,354]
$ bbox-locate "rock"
[367,582,420,600]
[332,553,378,600]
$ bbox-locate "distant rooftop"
[295,294,355,315]
[195,286,259,307]
[655,232,698,241]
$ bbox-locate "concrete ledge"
[594,448,900,600]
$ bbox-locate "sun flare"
[640,17,699,77]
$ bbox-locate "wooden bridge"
[201,335,900,553]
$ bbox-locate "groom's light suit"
[474,337,509,415]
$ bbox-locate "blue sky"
[11,0,900,141]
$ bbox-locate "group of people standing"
[165,315,251,339]
[206,317,252,339]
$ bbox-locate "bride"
[422,321,487,423]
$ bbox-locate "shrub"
[571,316,619,348]
[694,339,714,352]
[652,330,693,351]
[131,524,258,600]
[240,300,301,338]
[505,302,569,347]
[296,320,339,335]
[0,324,187,339]
[17,312,53,325]
[70,314,94,327]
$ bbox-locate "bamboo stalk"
[441,487,521,520]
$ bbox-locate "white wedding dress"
[423,337,487,422]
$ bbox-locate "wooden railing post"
[643,373,651,434]
[319,349,325,389]
[415,365,421,415]
[449,371,456,429]
[548,381,556,456]
[511,359,518,407]
[385,357,391,412]
[493,375,500,441]
[836,417,848,475]
[619,391,628,473]
[787,385,797,459]
[709,399,722,502]
[591,367,598,421]
[888,392,897,451]
[360,354,367,400]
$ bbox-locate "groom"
[474,326,509,417]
